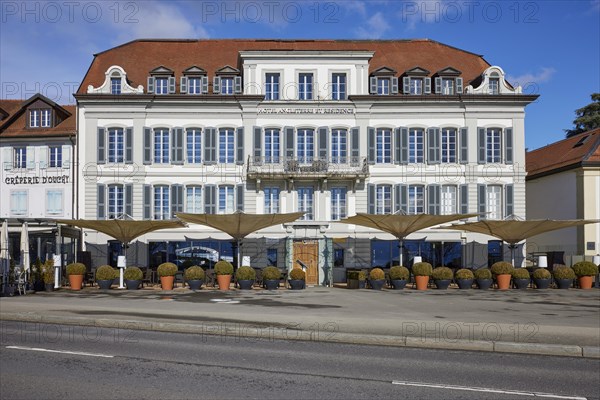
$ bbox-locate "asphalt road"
[1,322,598,400]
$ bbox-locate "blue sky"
[1,0,598,150]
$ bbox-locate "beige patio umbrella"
[440,218,600,265]
[176,211,304,267]
[340,213,478,266]
[1,220,9,293]
[56,219,186,288]
[20,222,30,281]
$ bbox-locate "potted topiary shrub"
[235,266,256,290]
[358,270,367,289]
[473,268,493,290]
[123,266,143,290]
[389,266,409,290]
[412,262,432,290]
[215,260,234,290]
[572,261,598,289]
[42,259,55,291]
[491,261,514,290]
[532,268,551,289]
[455,268,474,289]
[262,266,281,290]
[95,265,116,290]
[288,268,306,290]
[512,268,530,289]
[368,268,386,290]
[66,262,86,291]
[157,262,178,290]
[184,266,205,290]
[432,266,453,290]
[553,265,575,289]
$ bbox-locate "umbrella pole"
[118,242,126,289]
[237,239,241,269]
[399,239,403,266]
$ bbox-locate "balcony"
[246,156,369,180]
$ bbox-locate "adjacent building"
[75,39,537,282]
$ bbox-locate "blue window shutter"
[168,76,176,94]
[399,184,408,213]
[505,184,514,218]
[97,184,105,219]
[460,127,468,164]
[402,77,410,94]
[253,126,262,163]
[367,127,375,165]
[435,77,442,94]
[97,127,105,164]
[394,128,401,165]
[234,76,242,94]
[171,184,183,218]
[213,77,221,94]
[125,127,133,164]
[236,127,244,165]
[201,76,209,94]
[424,77,431,94]
[400,127,409,165]
[391,77,399,94]
[428,184,441,215]
[125,184,133,218]
[351,127,359,163]
[143,184,151,220]
[204,127,216,164]
[478,184,487,219]
[504,128,513,164]
[236,183,244,211]
[456,78,463,94]
[369,77,377,94]
[180,76,188,94]
[460,184,469,214]
[367,184,375,214]
[143,127,152,165]
[204,185,216,214]
[147,77,154,94]
[318,126,328,161]
[284,126,294,159]
[427,127,440,164]
[478,127,486,164]
[394,184,401,214]
[172,127,184,165]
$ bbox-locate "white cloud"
[399,0,447,31]
[507,67,557,87]
[356,12,391,39]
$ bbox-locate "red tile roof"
[0,95,76,138]
[526,128,600,179]
[78,39,491,94]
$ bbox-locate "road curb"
[2,312,598,358]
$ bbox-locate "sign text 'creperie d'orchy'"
[4,175,70,185]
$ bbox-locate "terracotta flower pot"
[217,274,232,290]
[496,274,511,290]
[578,276,593,289]
[415,275,429,290]
[68,274,84,291]
[160,276,175,290]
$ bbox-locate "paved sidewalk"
[1,286,599,358]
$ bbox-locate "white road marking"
[210,299,240,304]
[391,380,587,400]
[6,346,114,358]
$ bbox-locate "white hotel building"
[75,39,537,284]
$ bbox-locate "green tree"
[565,93,600,138]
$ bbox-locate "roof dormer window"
[181,66,208,95]
[402,67,431,95]
[369,67,398,95]
[111,77,121,94]
[147,66,175,95]
[213,65,242,95]
[434,67,463,95]
[488,74,500,95]
[29,109,51,128]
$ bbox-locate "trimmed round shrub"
[553,265,575,280]
[96,265,117,281]
[184,266,205,281]
[532,268,551,279]
[235,266,256,281]
[123,266,143,281]
[412,262,433,277]
[512,268,530,279]
[289,268,306,281]
[473,268,492,280]
[369,268,385,280]
[491,261,514,276]
[389,266,409,280]
[455,268,474,280]
[42,259,55,284]
[572,261,599,277]
[262,266,281,280]
[157,262,177,277]
[358,270,367,281]
[66,263,86,276]
[432,266,453,280]
[214,260,234,275]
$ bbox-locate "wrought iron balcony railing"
[246,156,369,179]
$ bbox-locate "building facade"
[76,39,537,282]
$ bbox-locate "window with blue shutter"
[477,184,487,219]
[427,128,440,164]
[180,76,188,94]
[477,127,486,164]
[369,76,377,94]
[213,77,221,94]
[318,126,328,161]
[147,77,155,94]
[234,76,242,94]
[505,184,514,218]
[402,77,410,94]
[204,127,216,164]
[424,77,431,94]
[204,185,216,214]
[236,127,244,165]
[168,77,176,94]
[456,78,463,94]
[435,77,442,94]
[97,184,106,219]
[236,183,244,211]
[143,127,152,165]
[171,184,183,218]
[351,127,360,164]
[143,185,151,219]
[460,127,468,164]
[284,126,294,160]
[460,184,469,214]
[391,77,399,94]
[428,185,441,215]
[125,184,133,218]
[125,127,133,164]
[504,128,513,164]
[367,184,375,214]
[400,127,408,164]
[97,127,106,164]
[367,127,375,165]
[253,126,262,163]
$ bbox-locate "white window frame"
[486,128,502,163]
[377,77,390,95]
[265,73,280,101]
[49,145,62,168]
[264,187,280,214]
[331,129,347,164]
[441,78,454,95]
[441,128,457,163]
[297,128,314,164]
[331,73,347,100]
[154,185,170,220]
[218,185,235,214]
[186,128,202,164]
[298,187,314,220]
[221,77,234,95]
[155,77,169,95]
[186,186,203,213]
[29,110,39,127]
[108,184,124,219]
[487,185,502,220]
[410,78,423,95]
[408,128,424,163]
[41,109,51,127]
[298,73,313,100]
[188,77,202,94]
[111,77,121,94]
[488,77,500,95]
[376,185,392,215]
[219,128,235,164]
[264,128,280,164]
[108,127,124,163]
[331,187,347,221]
[408,185,424,215]
[441,185,457,215]
[376,128,392,164]
[14,147,26,169]
[154,128,170,164]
